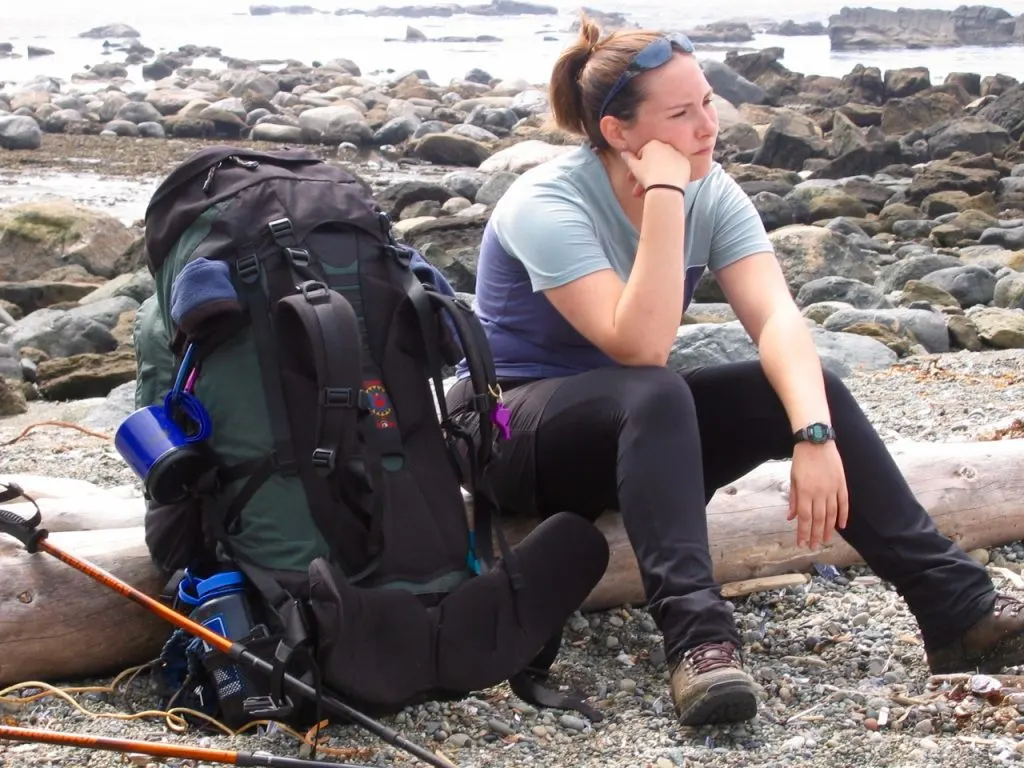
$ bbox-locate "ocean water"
[3,0,1024,91]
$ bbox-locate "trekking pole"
[0,495,455,768]
[0,724,373,768]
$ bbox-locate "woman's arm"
[715,252,832,431]
[543,186,687,367]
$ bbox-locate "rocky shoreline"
[4,48,1024,408]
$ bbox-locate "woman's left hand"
[787,441,849,549]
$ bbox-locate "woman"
[446,17,1024,727]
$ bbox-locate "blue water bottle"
[178,570,263,725]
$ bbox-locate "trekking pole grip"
[0,505,48,553]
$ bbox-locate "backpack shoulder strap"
[275,280,363,479]
[402,271,521,590]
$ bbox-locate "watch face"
[809,423,829,442]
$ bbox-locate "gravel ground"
[2,349,1024,768]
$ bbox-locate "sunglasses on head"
[597,31,696,120]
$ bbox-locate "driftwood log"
[2,439,1024,686]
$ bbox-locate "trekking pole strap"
[0,483,48,553]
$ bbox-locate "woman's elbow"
[607,339,673,368]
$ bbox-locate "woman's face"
[614,53,720,180]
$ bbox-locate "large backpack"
[131,146,609,727]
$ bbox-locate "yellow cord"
[0,665,374,761]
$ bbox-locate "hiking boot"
[670,641,759,726]
[927,594,1024,674]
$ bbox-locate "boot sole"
[677,679,759,727]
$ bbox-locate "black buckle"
[322,387,353,407]
[298,280,329,304]
[237,254,259,284]
[242,693,295,720]
[285,247,310,267]
[311,448,336,470]
[268,218,293,240]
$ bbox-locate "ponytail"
[547,15,602,138]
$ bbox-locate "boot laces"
[682,641,742,674]
[994,595,1022,617]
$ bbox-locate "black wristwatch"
[793,422,835,445]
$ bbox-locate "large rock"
[36,348,137,401]
[795,276,892,309]
[965,306,1024,348]
[879,90,963,135]
[0,115,43,150]
[297,105,372,145]
[993,272,1024,310]
[767,225,876,296]
[0,376,28,416]
[751,111,828,171]
[876,252,964,292]
[478,140,572,174]
[976,84,1024,140]
[822,307,950,353]
[1,309,117,359]
[668,320,897,378]
[918,264,998,307]
[929,208,999,246]
[0,280,100,315]
[412,133,492,166]
[699,60,769,107]
[398,214,488,292]
[925,117,1013,160]
[0,200,136,282]
[902,162,1001,206]
[378,181,454,219]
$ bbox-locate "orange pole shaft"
[36,538,233,655]
[0,725,238,763]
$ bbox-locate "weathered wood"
[0,527,168,687]
[2,439,1023,686]
[1,474,119,501]
[719,573,811,599]
[499,438,1024,610]
[0,496,146,533]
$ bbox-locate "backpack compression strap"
[276,281,363,480]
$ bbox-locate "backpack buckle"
[267,218,294,240]
[322,387,353,407]
[242,693,295,720]
[311,448,336,470]
[236,254,259,284]
[298,280,329,304]
[285,247,310,268]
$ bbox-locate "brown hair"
[548,15,666,151]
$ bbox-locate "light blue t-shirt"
[460,144,774,381]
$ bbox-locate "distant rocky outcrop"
[77,24,141,39]
[332,0,557,17]
[763,20,827,36]
[684,21,755,43]
[249,4,326,14]
[828,5,1024,50]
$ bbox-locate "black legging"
[446,361,997,665]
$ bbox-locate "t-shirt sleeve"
[708,174,774,272]
[492,188,615,292]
